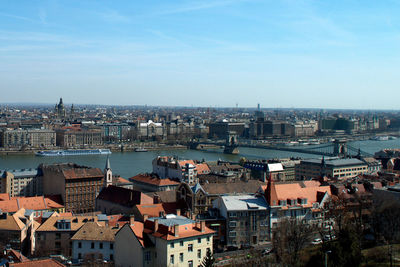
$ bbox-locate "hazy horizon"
[1,1,400,109]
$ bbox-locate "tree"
[273,218,314,266]
[201,249,215,267]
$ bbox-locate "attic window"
[279,200,287,206]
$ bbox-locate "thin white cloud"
[156,0,247,15]
[39,8,47,24]
[97,9,131,23]
[0,12,37,23]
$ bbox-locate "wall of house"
[71,240,114,261]
[115,225,145,267]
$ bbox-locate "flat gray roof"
[148,215,195,227]
[301,158,366,167]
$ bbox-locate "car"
[262,248,273,256]
[324,234,336,241]
[311,238,322,245]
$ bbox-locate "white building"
[71,221,116,262]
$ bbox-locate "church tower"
[104,156,113,188]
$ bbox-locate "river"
[0,139,399,178]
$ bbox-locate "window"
[110,254,114,261]
[170,242,175,248]
[55,233,61,240]
[229,231,236,237]
[78,253,82,259]
[180,253,184,262]
[78,242,82,248]
[229,212,237,218]
[229,221,237,228]
[144,251,151,262]
[55,241,61,249]
[188,244,193,252]
[110,243,114,250]
[180,241,184,246]
[170,254,174,264]
[188,260,193,267]
[91,242,95,249]
[197,249,202,258]
[197,237,201,244]
[99,243,103,249]
[207,236,210,242]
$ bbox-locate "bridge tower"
[224,131,239,154]
[333,139,347,157]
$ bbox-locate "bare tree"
[273,218,314,266]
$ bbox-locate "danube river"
[0,139,399,178]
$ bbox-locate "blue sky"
[1,0,400,109]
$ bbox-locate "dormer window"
[279,200,287,206]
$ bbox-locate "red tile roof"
[10,259,65,267]
[130,174,179,186]
[0,195,63,213]
[135,203,178,218]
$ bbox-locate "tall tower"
[104,156,113,188]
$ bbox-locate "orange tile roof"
[135,203,178,218]
[196,163,211,174]
[130,174,179,186]
[36,215,100,232]
[130,222,145,247]
[0,196,63,213]
[10,259,65,267]
[265,181,331,207]
[117,177,131,184]
[144,220,214,241]
[178,160,196,168]
[0,193,10,201]
[0,208,27,231]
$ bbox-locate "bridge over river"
[190,139,373,158]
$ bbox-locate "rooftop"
[220,195,268,211]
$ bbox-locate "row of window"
[170,237,210,249]
[170,248,211,265]
[78,242,113,250]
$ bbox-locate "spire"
[265,174,278,206]
[105,156,111,170]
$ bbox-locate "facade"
[40,163,104,213]
[56,127,103,148]
[208,122,245,139]
[295,158,368,180]
[136,120,165,140]
[71,221,116,262]
[212,194,268,247]
[152,156,210,184]
[115,215,214,267]
[0,169,43,197]
[100,123,131,142]
[0,129,56,149]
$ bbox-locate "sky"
[1,0,400,109]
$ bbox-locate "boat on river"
[35,149,112,157]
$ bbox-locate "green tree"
[201,249,215,267]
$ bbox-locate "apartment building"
[263,179,331,231]
[41,163,104,213]
[295,158,368,180]
[212,194,269,248]
[0,129,56,148]
[115,215,214,267]
[0,168,42,197]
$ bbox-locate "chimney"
[143,214,149,222]
[153,194,160,204]
[200,220,205,233]
[159,211,165,217]
[176,209,181,216]
[130,215,135,226]
[154,219,159,232]
[174,224,179,237]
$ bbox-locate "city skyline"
[1,1,400,109]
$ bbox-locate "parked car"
[262,248,273,256]
[311,238,322,245]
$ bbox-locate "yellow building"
[115,214,214,267]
